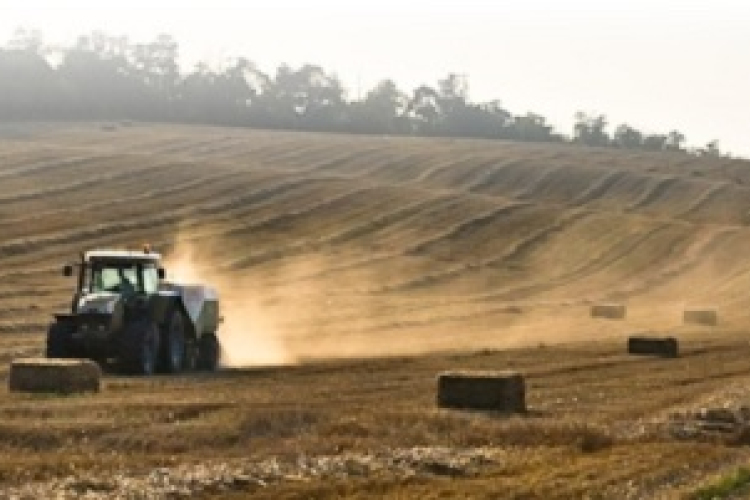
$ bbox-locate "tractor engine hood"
[77,292,120,315]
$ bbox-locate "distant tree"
[179,57,266,124]
[0,30,60,118]
[642,134,668,151]
[254,64,346,130]
[697,140,722,157]
[130,34,180,118]
[0,29,722,154]
[349,79,409,134]
[434,74,509,138]
[436,73,468,118]
[482,100,513,130]
[407,85,441,134]
[180,61,256,124]
[613,124,643,149]
[574,112,610,147]
[511,113,558,142]
[665,130,686,152]
[57,33,137,119]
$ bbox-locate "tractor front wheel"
[46,321,76,358]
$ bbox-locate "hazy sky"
[1,0,748,156]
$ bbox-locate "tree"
[642,134,668,151]
[254,64,346,130]
[574,112,609,147]
[57,33,137,118]
[180,58,266,125]
[130,34,180,118]
[349,79,409,134]
[0,30,60,118]
[699,140,722,157]
[511,113,557,142]
[613,124,643,149]
[665,130,686,152]
[0,30,715,153]
[407,85,441,134]
[437,73,468,116]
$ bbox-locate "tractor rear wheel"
[197,333,219,371]
[118,320,160,375]
[183,338,198,372]
[160,310,186,373]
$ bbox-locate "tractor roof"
[84,250,162,262]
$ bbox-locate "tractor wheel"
[183,338,198,372]
[197,333,220,372]
[118,320,160,375]
[160,310,186,373]
[46,322,75,358]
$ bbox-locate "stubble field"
[1,122,750,498]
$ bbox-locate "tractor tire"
[46,321,76,358]
[197,333,219,372]
[160,310,186,373]
[183,338,198,372]
[118,319,160,376]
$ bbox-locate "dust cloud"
[162,237,298,368]
[158,224,722,369]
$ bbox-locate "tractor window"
[91,265,138,294]
[142,265,159,294]
[89,261,158,294]
[95,268,122,292]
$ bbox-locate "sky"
[0,0,748,157]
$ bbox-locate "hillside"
[2,122,750,498]
[1,122,749,361]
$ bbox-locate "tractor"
[46,248,221,375]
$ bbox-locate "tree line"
[0,30,726,157]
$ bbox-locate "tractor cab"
[65,249,165,312]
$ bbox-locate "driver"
[117,268,136,295]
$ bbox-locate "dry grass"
[1,343,750,496]
[1,123,750,496]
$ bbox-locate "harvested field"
[2,122,750,497]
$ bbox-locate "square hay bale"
[683,309,718,326]
[437,370,525,412]
[590,304,627,320]
[9,358,101,394]
[627,336,679,358]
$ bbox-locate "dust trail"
[162,237,297,367]
[157,217,733,368]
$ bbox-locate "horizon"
[1,0,748,157]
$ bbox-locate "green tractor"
[47,248,221,375]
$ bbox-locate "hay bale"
[437,371,525,412]
[591,304,627,320]
[9,358,101,394]
[627,336,678,358]
[683,309,718,326]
